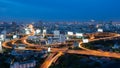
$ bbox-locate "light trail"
[40,52,63,68]
[2,24,120,68]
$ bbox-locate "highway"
[2,24,120,68]
[40,52,63,68]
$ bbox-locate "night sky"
[0,0,120,22]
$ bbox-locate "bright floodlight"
[82,39,89,43]
[76,33,83,37]
[13,35,17,39]
[98,29,103,32]
[68,32,73,35]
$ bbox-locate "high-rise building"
[42,28,47,38]
[0,41,2,53]
[54,30,60,38]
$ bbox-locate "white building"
[0,34,4,41]
[82,39,89,43]
[67,31,74,40]
[97,28,103,32]
[24,28,30,34]
[42,29,47,38]
[13,35,17,39]
[76,33,83,38]
[48,47,51,52]
[67,31,73,35]
[35,29,41,35]
[43,29,47,34]
[0,30,7,41]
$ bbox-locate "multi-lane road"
[2,25,120,68]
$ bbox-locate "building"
[47,37,53,44]
[35,29,41,35]
[75,33,83,38]
[10,60,36,68]
[54,30,60,38]
[42,28,47,38]
[59,34,66,42]
[0,29,7,41]
[0,41,2,53]
[97,28,103,32]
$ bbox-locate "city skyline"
[0,0,120,22]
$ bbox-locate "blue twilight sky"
[0,0,120,22]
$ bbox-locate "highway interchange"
[2,24,120,68]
